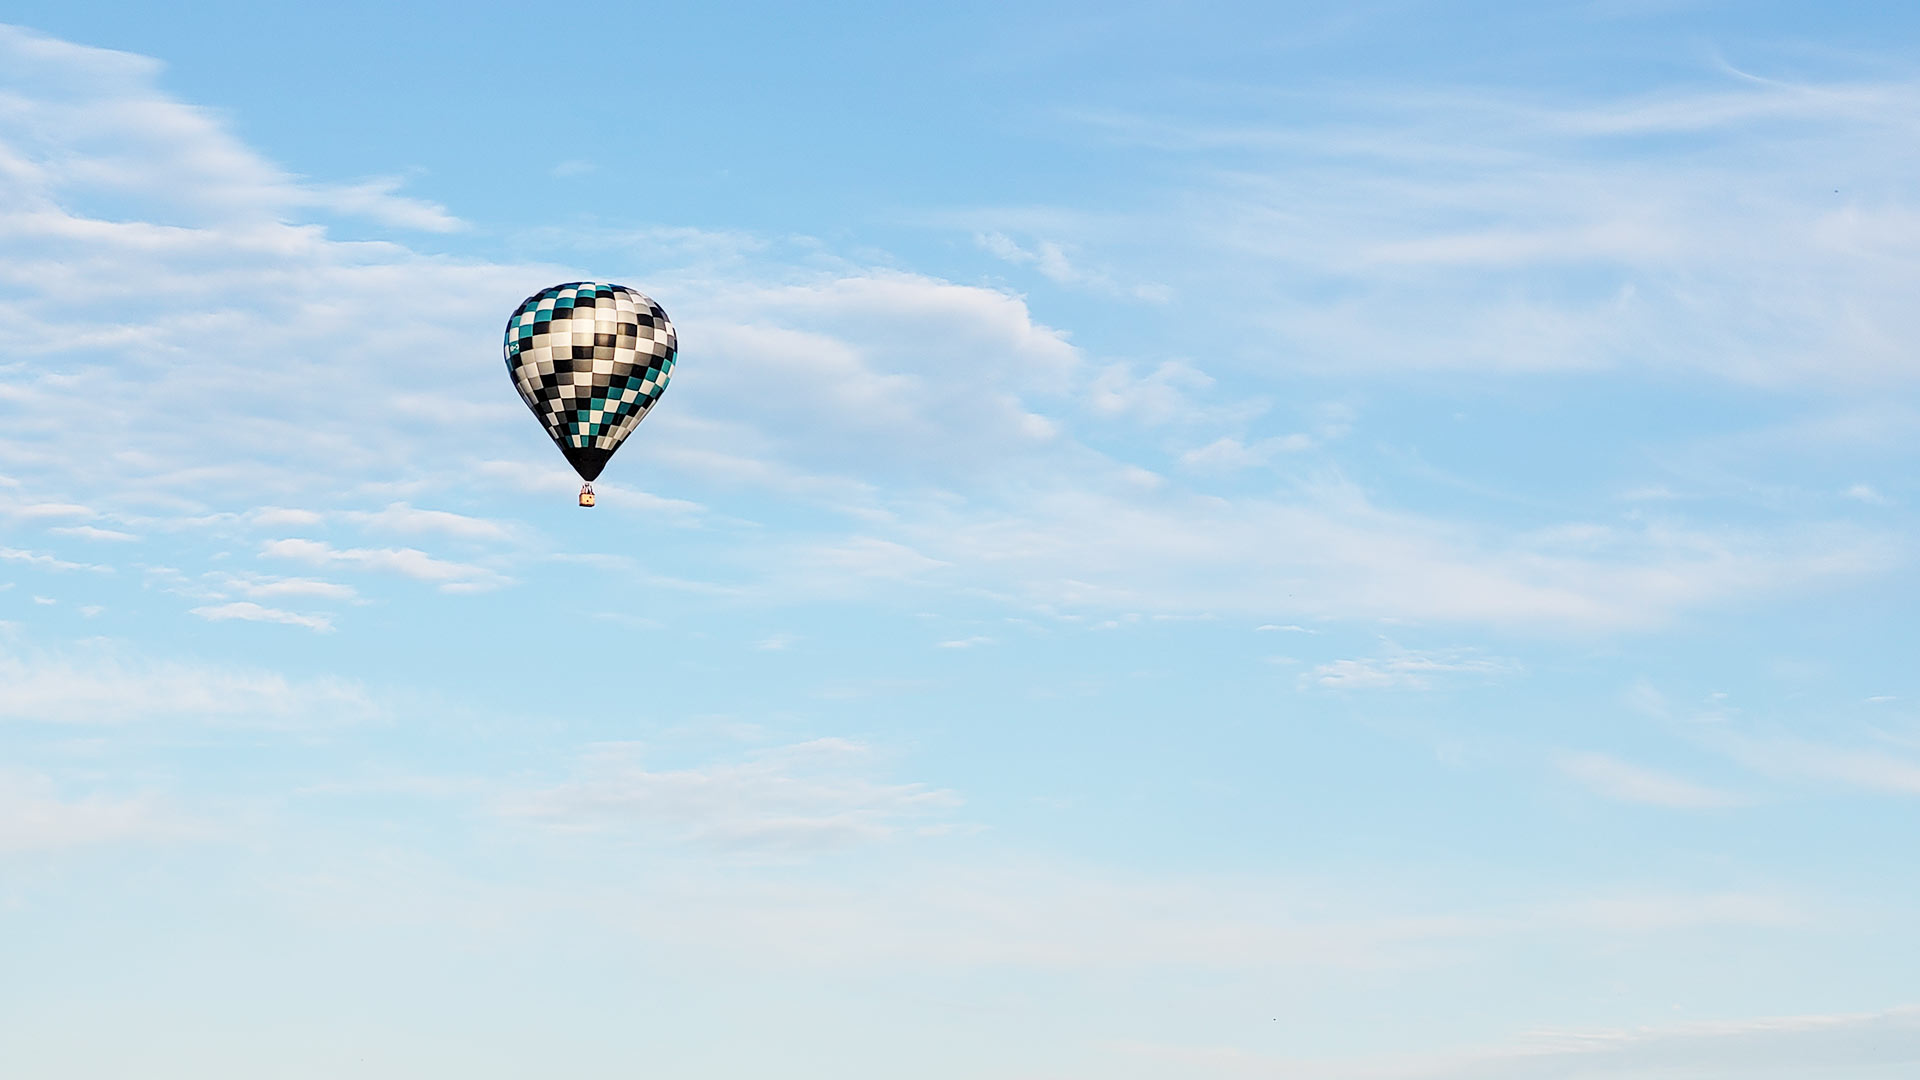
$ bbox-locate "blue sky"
[5,3,1920,1076]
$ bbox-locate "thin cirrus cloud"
[1130,1004,1920,1080]
[8,502,94,520]
[574,859,1803,979]
[0,645,374,727]
[1556,751,1744,809]
[758,472,1897,629]
[974,229,1170,301]
[1051,75,1920,386]
[1715,736,1920,797]
[260,538,507,592]
[340,502,514,541]
[1179,433,1316,469]
[189,600,334,633]
[49,524,140,542]
[0,25,457,232]
[208,573,359,603]
[1305,647,1518,691]
[0,771,185,855]
[0,547,111,573]
[501,738,962,854]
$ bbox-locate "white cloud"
[13,502,93,519]
[301,177,462,232]
[798,536,950,582]
[50,524,139,542]
[0,772,185,855]
[640,272,1085,498]
[0,26,460,233]
[0,645,374,727]
[1557,751,1743,808]
[1720,736,1920,796]
[0,29,527,565]
[866,489,1895,630]
[1068,77,1920,386]
[341,502,513,541]
[975,230,1169,300]
[1544,78,1910,136]
[1624,677,1669,717]
[189,600,334,633]
[503,738,961,853]
[228,575,359,603]
[261,538,506,591]
[1307,647,1517,690]
[1087,360,1228,426]
[1127,1004,1920,1079]
[250,507,326,527]
[585,860,1804,980]
[0,547,110,572]
[1179,433,1314,468]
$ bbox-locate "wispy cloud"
[0,26,461,233]
[224,575,359,603]
[1719,736,1920,796]
[1179,433,1315,469]
[503,738,961,854]
[189,601,334,633]
[301,177,462,232]
[11,502,93,520]
[976,230,1169,301]
[1061,75,1920,387]
[250,507,326,527]
[261,538,506,591]
[0,547,111,572]
[798,536,950,582]
[1127,1004,1920,1079]
[1557,751,1743,808]
[0,645,374,727]
[0,771,189,855]
[50,524,139,542]
[1307,646,1517,690]
[341,502,513,541]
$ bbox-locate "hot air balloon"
[503,281,678,506]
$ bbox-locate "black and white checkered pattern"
[503,281,677,482]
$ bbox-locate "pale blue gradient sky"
[5,5,1920,1077]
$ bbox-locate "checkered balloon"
[503,281,677,482]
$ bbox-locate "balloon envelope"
[504,281,677,482]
